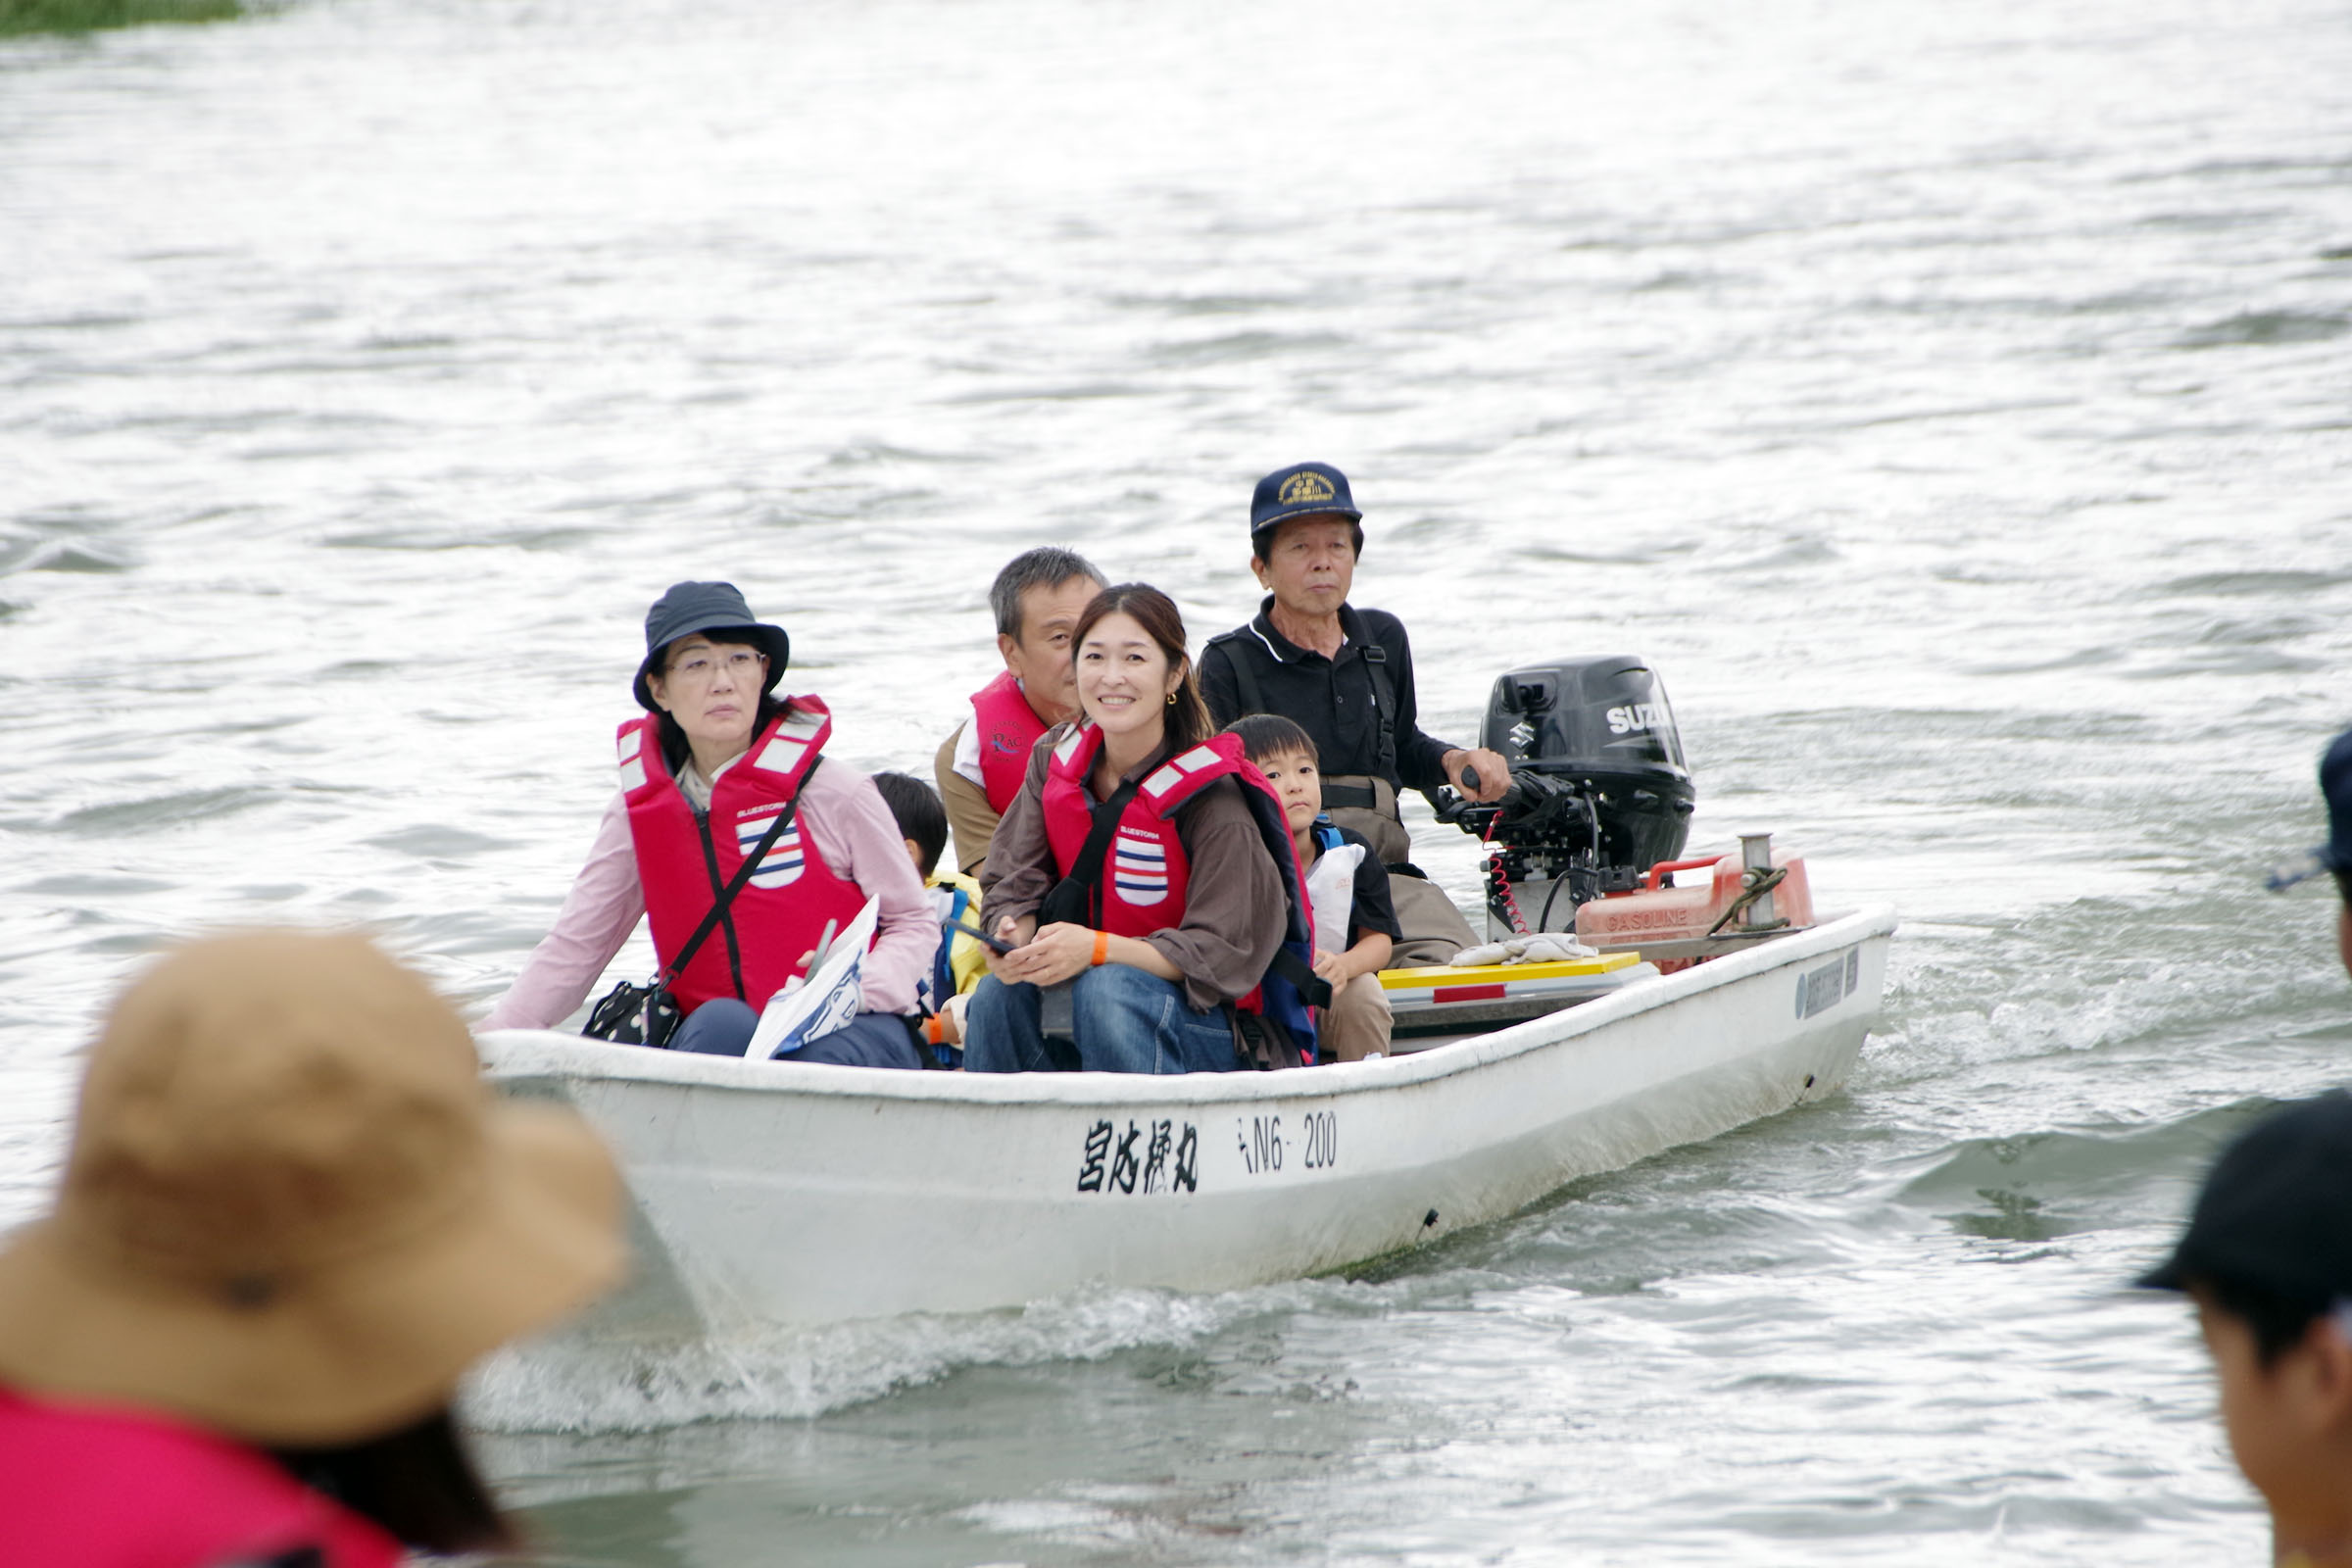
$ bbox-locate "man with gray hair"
[934,546,1107,877]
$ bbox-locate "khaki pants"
[1320,971,1394,1061]
[1323,776,1479,968]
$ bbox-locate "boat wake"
[462,1278,1340,1433]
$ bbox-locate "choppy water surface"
[5,0,2350,1560]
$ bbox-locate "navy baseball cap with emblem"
[2266,725,2352,892]
[1250,461,1362,544]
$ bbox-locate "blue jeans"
[963,965,1240,1075]
[672,1001,923,1069]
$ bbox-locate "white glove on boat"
[1452,935,1598,967]
[1519,935,1596,961]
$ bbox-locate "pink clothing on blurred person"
[0,1385,403,1568]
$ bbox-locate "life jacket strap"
[657,760,819,989]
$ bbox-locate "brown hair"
[1070,584,1214,755]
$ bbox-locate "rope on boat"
[1706,864,1789,938]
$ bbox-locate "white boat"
[477,903,1896,1336]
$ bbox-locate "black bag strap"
[658,758,820,987]
[1230,639,1269,718]
[1357,637,1399,782]
[1207,627,1270,718]
[1037,769,1147,928]
[1268,943,1334,1010]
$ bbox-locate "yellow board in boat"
[1377,953,1642,991]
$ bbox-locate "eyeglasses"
[666,649,765,685]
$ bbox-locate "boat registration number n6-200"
[1236,1110,1337,1175]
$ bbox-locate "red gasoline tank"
[1574,849,1813,958]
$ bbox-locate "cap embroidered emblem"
[1278,470,1336,507]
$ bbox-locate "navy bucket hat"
[1249,461,1362,548]
[632,581,790,713]
[2266,726,2352,892]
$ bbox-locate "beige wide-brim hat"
[0,929,626,1447]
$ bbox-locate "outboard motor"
[1436,656,1696,938]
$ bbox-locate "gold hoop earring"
[1165,690,1178,707]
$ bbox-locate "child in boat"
[873,771,986,1063]
[1225,713,1400,1061]
[2135,726,2352,1567]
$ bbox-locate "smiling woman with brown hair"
[962,582,1324,1075]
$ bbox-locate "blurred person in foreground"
[2136,726,2352,1567]
[0,929,625,1566]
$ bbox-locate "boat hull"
[479,906,1896,1333]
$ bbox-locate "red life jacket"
[619,699,868,1015]
[1038,725,1325,1058]
[969,669,1053,815]
[1042,724,1215,938]
[0,1385,404,1568]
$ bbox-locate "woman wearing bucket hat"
[482,580,936,1065]
[0,929,626,1564]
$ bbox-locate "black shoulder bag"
[582,767,815,1050]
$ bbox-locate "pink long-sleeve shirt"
[482,759,937,1032]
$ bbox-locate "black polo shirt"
[1200,597,1457,797]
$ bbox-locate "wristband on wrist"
[1092,930,1109,967]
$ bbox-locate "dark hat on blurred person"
[0,930,626,1446]
[2266,726,2352,892]
[633,580,791,712]
[2137,1091,2352,1303]
[1249,462,1362,550]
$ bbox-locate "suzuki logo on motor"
[1606,704,1664,735]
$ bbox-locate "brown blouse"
[979,724,1285,1013]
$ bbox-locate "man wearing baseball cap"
[2138,725,2352,1565]
[1200,462,1507,964]
[2266,724,2352,975]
